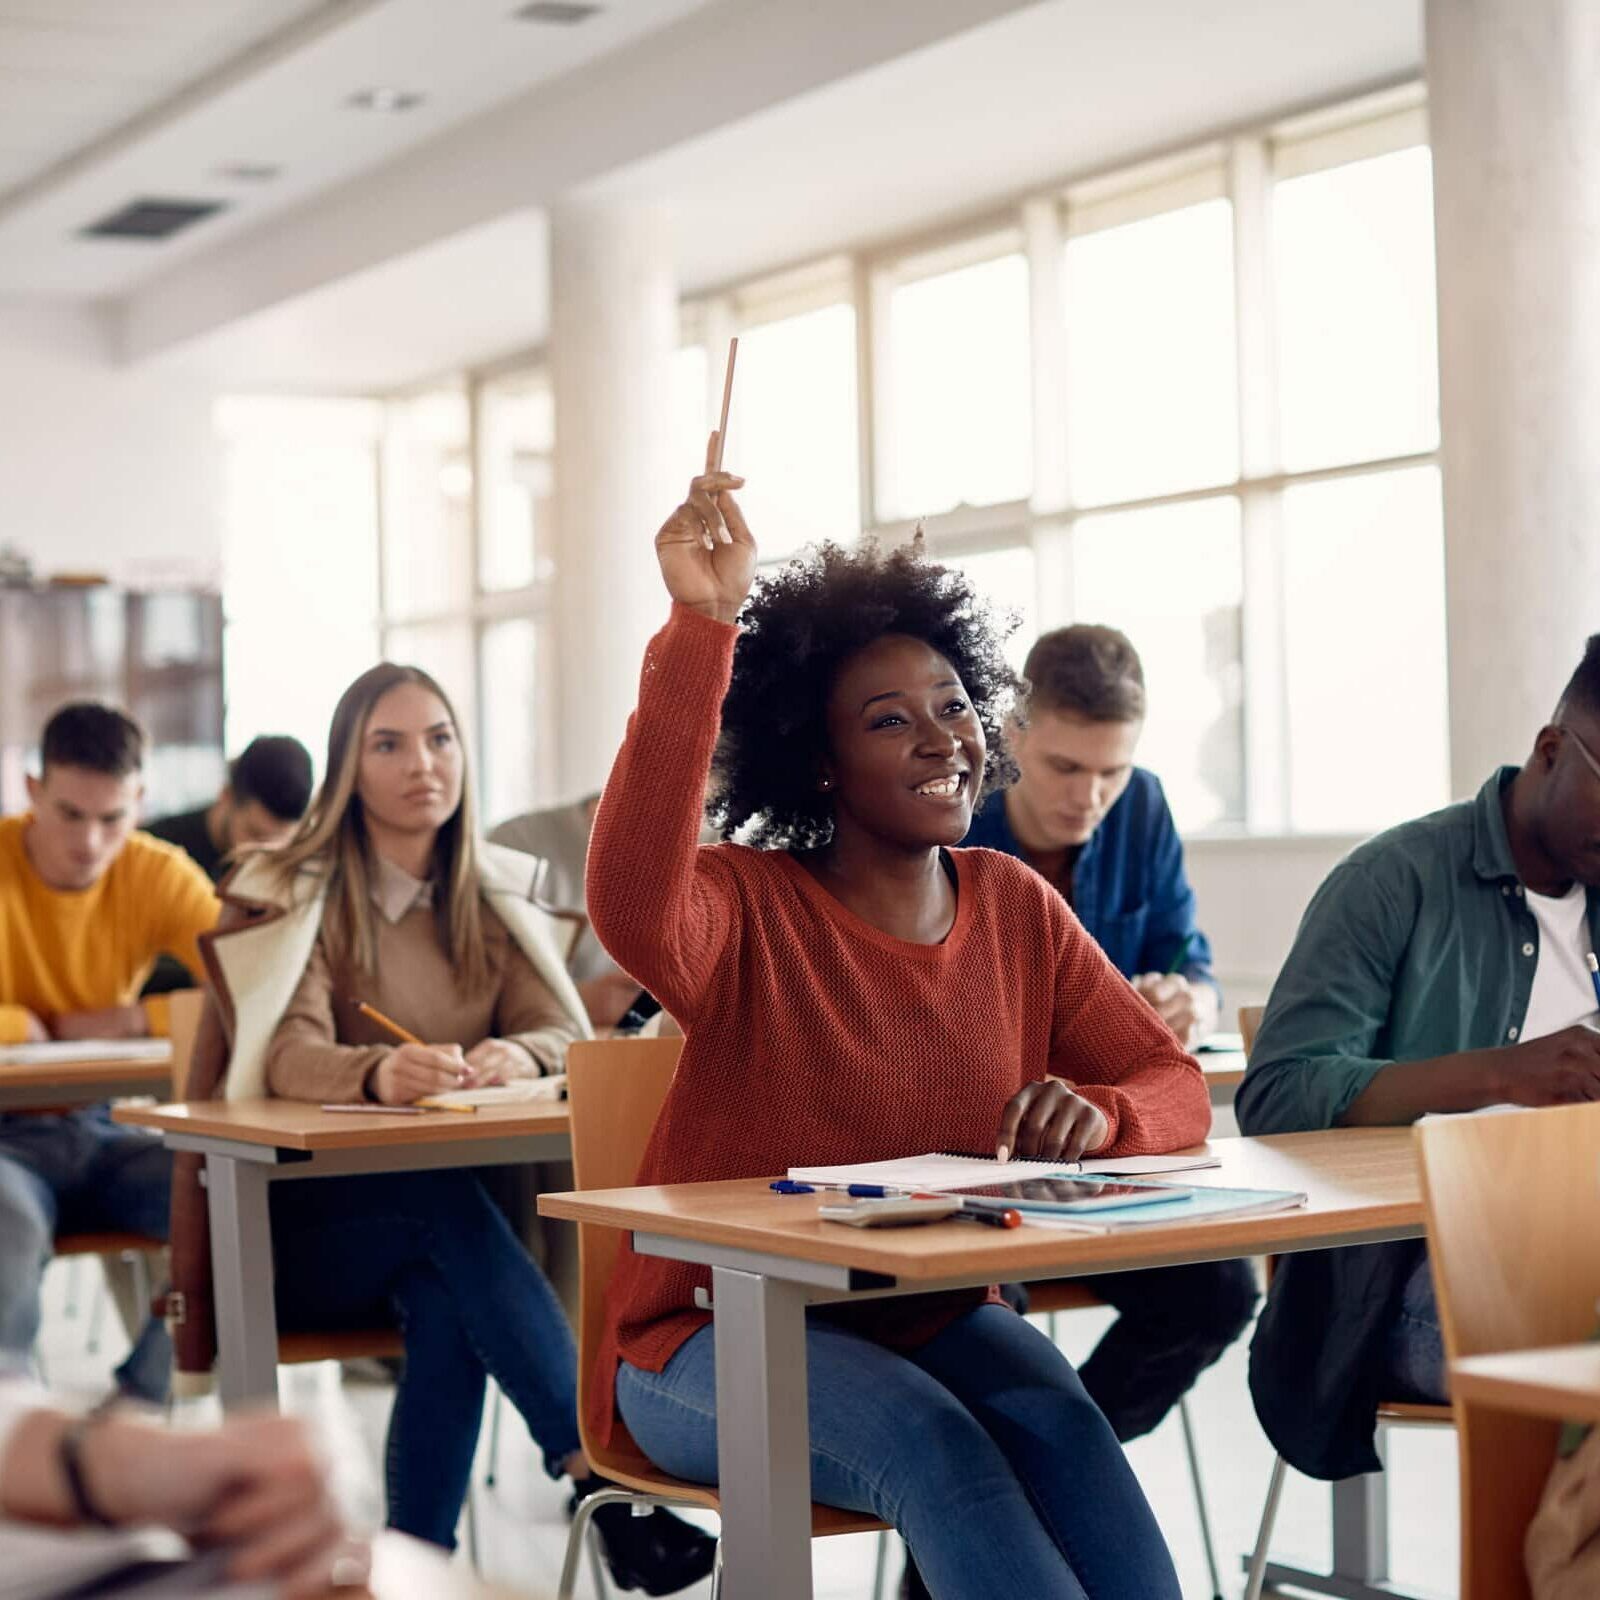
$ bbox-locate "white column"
[1427,0,1600,794]
[548,198,678,797]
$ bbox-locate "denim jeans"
[1072,1258,1260,1441]
[0,1107,172,1402]
[269,1169,581,1548]
[617,1304,1182,1600]
[1380,1252,1447,1403]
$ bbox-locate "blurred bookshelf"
[0,586,224,816]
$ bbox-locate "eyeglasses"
[1559,724,1600,783]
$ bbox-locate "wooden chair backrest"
[1417,1103,1600,1362]
[1239,1005,1265,1059]
[1417,1102,1600,1600]
[565,1037,691,1483]
[166,988,206,1100]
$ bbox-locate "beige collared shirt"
[369,855,433,925]
[262,862,580,1103]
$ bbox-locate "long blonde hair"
[270,662,491,991]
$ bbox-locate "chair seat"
[1025,1281,1106,1315]
[1375,1400,1453,1425]
[277,1328,406,1364]
[591,1440,886,1537]
[55,1231,162,1257]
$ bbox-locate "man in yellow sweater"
[0,704,218,1401]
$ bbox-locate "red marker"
[954,1206,1023,1229]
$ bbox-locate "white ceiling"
[602,0,1424,297]
[166,0,1423,393]
[0,0,709,297]
[0,0,332,197]
[175,207,551,392]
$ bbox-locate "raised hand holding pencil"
[655,341,756,625]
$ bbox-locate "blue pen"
[770,1180,904,1198]
[1588,953,1600,1012]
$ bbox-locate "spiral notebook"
[786,1148,1220,1191]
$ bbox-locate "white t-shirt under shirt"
[1521,883,1600,1043]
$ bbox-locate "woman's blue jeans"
[617,1304,1181,1600]
[270,1169,581,1548]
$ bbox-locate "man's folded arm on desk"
[0,1374,362,1594]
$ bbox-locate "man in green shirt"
[1238,633,1600,1478]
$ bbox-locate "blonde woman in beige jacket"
[178,662,714,1593]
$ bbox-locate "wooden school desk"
[112,1097,570,1406]
[0,1048,172,1111]
[541,1126,1424,1600]
[1451,1344,1600,1598]
[1200,1047,1247,1105]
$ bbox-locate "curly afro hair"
[709,538,1021,849]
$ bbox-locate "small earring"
[819,778,832,791]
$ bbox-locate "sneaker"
[570,1475,717,1596]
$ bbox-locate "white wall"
[0,302,220,585]
[1186,833,1360,1011]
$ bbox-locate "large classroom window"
[229,84,1443,840]
[669,88,1443,835]
[219,396,382,771]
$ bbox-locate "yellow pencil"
[354,1000,422,1046]
[414,1096,478,1115]
[353,999,477,1112]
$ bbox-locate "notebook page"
[0,1039,170,1067]
[788,1149,1219,1190]
[415,1077,566,1110]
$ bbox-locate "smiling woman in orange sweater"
[586,438,1210,1600]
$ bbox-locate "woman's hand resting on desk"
[462,1037,537,1085]
[995,1078,1110,1164]
[655,432,757,626]
[370,1042,469,1104]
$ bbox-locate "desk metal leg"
[711,1267,813,1600]
[206,1154,280,1409]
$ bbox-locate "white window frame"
[364,81,1436,840]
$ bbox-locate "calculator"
[818,1196,962,1228]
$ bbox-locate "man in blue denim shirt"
[964,625,1256,1440]
[1238,634,1600,1479]
[967,628,1220,1044]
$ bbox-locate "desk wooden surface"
[0,1054,171,1092]
[1453,1345,1600,1425]
[112,1095,569,1151]
[539,1126,1419,1281]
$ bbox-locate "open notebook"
[787,1149,1220,1190]
[0,1523,273,1599]
[415,1075,567,1110]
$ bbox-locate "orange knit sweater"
[585,603,1211,1443]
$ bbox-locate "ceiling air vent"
[513,2,602,23]
[80,198,225,242]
